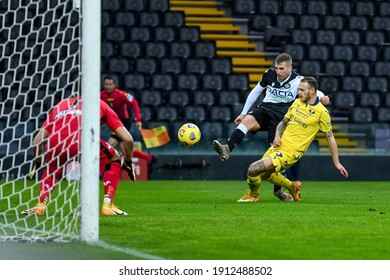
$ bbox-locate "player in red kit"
[21,94,136,216]
[101,76,158,166]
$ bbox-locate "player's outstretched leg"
[102,203,128,215]
[212,140,230,161]
[21,203,46,216]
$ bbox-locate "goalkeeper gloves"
[28,160,41,179]
[122,160,136,182]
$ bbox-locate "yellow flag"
[140,126,171,148]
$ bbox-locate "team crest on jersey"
[309,109,315,115]
[284,83,291,89]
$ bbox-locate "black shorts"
[248,102,292,143]
[110,118,131,142]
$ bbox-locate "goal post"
[0,0,100,243]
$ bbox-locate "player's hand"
[234,114,245,125]
[272,137,281,148]
[320,95,330,105]
[336,163,349,178]
[28,160,41,179]
[122,160,136,182]
[136,122,142,129]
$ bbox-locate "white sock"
[237,123,248,134]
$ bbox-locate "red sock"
[133,149,152,162]
[103,161,121,204]
[39,170,56,204]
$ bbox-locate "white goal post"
[0,0,100,243]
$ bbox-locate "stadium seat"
[315,30,336,45]
[139,12,160,27]
[357,45,377,61]
[332,45,353,61]
[101,12,111,27]
[372,16,390,31]
[308,45,329,60]
[331,1,351,15]
[129,27,151,42]
[124,74,146,91]
[177,74,198,90]
[104,26,125,42]
[283,1,303,15]
[324,61,345,76]
[323,16,344,30]
[340,30,360,45]
[140,89,161,107]
[120,42,141,58]
[364,31,385,45]
[342,76,363,92]
[156,106,178,122]
[383,47,390,60]
[276,15,296,29]
[124,0,144,11]
[151,74,173,91]
[360,92,380,108]
[155,27,176,42]
[186,58,208,74]
[163,11,184,27]
[334,92,355,109]
[283,44,304,61]
[193,90,215,107]
[161,57,182,74]
[179,26,200,42]
[194,41,216,58]
[149,0,169,12]
[233,0,256,15]
[226,74,249,91]
[299,60,321,77]
[135,58,156,74]
[351,107,373,123]
[199,122,224,143]
[145,42,166,58]
[101,42,114,58]
[348,16,368,31]
[249,14,272,32]
[210,57,232,74]
[299,15,319,30]
[291,29,312,44]
[183,106,206,122]
[168,90,190,107]
[115,12,136,26]
[102,0,120,11]
[170,42,192,58]
[377,108,390,122]
[349,61,370,77]
[374,62,390,77]
[354,1,375,16]
[306,0,327,15]
[210,106,232,122]
[367,77,388,93]
[258,0,279,14]
[202,74,223,91]
[108,58,129,74]
[140,106,153,122]
[218,90,240,106]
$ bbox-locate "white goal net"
[0,0,81,242]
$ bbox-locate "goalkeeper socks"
[133,149,152,162]
[247,175,261,196]
[226,124,248,152]
[268,172,293,191]
[103,161,121,204]
[39,170,56,203]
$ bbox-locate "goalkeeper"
[21,94,136,216]
[239,77,348,203]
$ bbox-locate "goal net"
[0,0,81,242]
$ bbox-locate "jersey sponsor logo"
[291,114,308,128]
[267,87,295,101]
[54,109,82,119]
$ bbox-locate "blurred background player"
[212,53,329,201]
[239,76,348,203]
[100,76,158,167]
[21,94,136,216]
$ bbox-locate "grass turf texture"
[1,180,389,260]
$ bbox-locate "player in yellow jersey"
[237,76,349,202]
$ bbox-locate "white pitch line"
[96,240,167,260]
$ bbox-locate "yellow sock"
[268,173,293,191]
[247,175,261,196]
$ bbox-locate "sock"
[226,124,248,152]
[247,175,261,196]
[268,173,294,191]
[39,170,55,204]
[133,149,152,162]
[274,171,286,192]
[102,161,121,204]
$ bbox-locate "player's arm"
[273,117,289,147]
[124,93,142,129]
[325,130,349,178]
[29,128,49,178]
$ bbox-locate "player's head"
[298,76,318,103]
[274,53,293,81]
[103,75,116,94]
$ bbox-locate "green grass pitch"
[1,180,390,260]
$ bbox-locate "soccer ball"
[177,123,201,146]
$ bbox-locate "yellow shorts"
[262,146,302,173]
